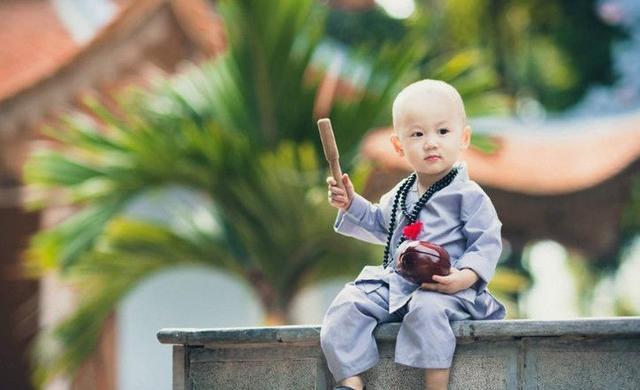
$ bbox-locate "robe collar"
[409,160,469,195]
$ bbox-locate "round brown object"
[396,241,451,284]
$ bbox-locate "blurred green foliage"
[327,0,627,112]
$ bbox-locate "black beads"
[382,167,459,268]
[401,168,459,223]
[381,174,415,267]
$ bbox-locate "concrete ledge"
[158,317,640,389]
[158,317,640,345]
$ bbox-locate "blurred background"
[1,0,639,389]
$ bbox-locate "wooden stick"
[317,118,344,190]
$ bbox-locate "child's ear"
[461,125,472,149]
[390,134,404,156]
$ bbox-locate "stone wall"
[158,317,640,389]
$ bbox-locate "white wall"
[116,265,348,390]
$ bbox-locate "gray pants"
[320,281,505,383]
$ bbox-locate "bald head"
[392,79,467,131]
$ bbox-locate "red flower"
[402,221,423,240]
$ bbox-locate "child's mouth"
[425,156,441,161]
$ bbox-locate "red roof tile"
[0,0,230,105]
[0,0,78,101]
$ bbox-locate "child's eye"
[438,128,449,135]
[411,131,423,137]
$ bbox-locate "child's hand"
[420,267,479,294]
[327,173,355,211]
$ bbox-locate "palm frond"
[29,213,243,386]
[30,255,164,387]
[25,195,131,274]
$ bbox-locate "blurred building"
[0,0,223,388]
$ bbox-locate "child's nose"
[423,136,437,149]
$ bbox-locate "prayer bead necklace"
[382,167,459,268]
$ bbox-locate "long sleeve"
[333,184,399,245]
[455,188,503,292]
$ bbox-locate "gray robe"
[320,161,506,382]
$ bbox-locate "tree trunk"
[247,268,292,325]
[263,308,289,326]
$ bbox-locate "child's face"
[390,90,471,182]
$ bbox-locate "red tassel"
[402,221,423,240]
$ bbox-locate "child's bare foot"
[336,374,365,390]
[425,368,450,390]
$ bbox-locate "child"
[320,79,506,390]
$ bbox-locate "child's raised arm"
[330,178,403,246]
